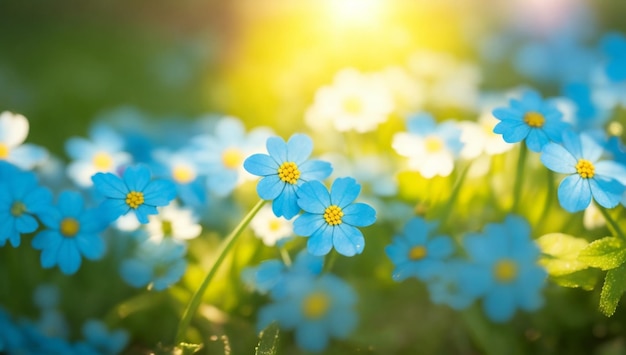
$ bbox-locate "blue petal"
[341,203,376,227]
[37,208,62,229]
[329,177,360,208]
[32,229,60,250]
[76,234,105,260]
[483,287,517,322]
[406,113,437,133]
[92,173,127,199]
[497,121,530,144]
[492,108,523,122]
[307,225,333,256]
[23,186,53,215]
[120,259,152,288]
[333,224,365,256]
[540,143,577,174]
[525,128,549,152]
[589,177,625,209]
[294,323,329,353]
[257,176,285,200]
[299,160,333,182]
[243,154,278,176]
[123,165,151,192]
[143,180,176,206]
[286,134,313,164]
[98,198,129,223]
[293,213,326,237]
[296,181,330,213]
[39,232,63,268]
[134,205,158,224]
[57,191,84,218]
[266,136,288,163]
[560,130,582,159]
[595,161,626,185]
[427,236,454,258]
[580,134,603,162]
[558,175,591,212]
[58,239,81,275]
[16,214,38,234]
[272,185,300,219]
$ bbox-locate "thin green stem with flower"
[433,161,472,232]
[597,203,626,241]
[512,143,528,213]
[175,199,266,345]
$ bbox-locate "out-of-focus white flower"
[392,113,463,178]
[305,68,395,133]
[65,123,131,187]
[459,113,514,159]
[0,111,48,169]
[250,205,294,247]
[377,66,425,115]
[146,203,202,243]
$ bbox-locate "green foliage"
[600,263,626,317]
[255,322,280,355]
[579,237,626,271]
[537,233,590,276]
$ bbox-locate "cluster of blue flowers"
[386,215,546,322]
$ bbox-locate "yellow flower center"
[323,205,343,226]
[60,218,80,237]
[268,219,282,232]
[10,201,26,217]
[277,162,301,184]
[0,143,9,159]
[409,245,427,260]
[172,164,196,184]
[222,148,244,170]
[125,191,144,209]
[494,259,518,283]
[575,159,595,179]
[424,136,444,153]
[92,152,114,170]
[302,292,330,320]
[523,111,545,128]
[342,96,363,115]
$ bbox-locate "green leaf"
[536,233,589,276]
[600,263,626,317]
[550,268,600,291]
[177,343,203,355]
[578,237,626,271]
[255,322,280,355]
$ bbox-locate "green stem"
[512,143,528,213]
[279,247,292,267]
[175,199,266,345]
[597,204,626,240]
[434,162,471,232]
[535,169,555,231]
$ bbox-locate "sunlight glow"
[327,0,383,25]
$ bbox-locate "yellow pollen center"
[268,219,282,232]
[10,201,26,216]
[0,143,9,159]
[302,292,330,319]
[523,111,545,128]
[343,96,363,115]
[424,136,444,153]
[494,259,518,283]
[277,162,301,184]
[125,191,144,209]
[409,246,427,260]
[172,165,196,184]
[222,148,244,170]
[323,205,343,226]
[92,152,114,170]
[575,159,595,179]
[60,218,80,237]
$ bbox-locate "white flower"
[250,205,294,246]
[0,111,48,169]
[305,68,394,133]
[459,113,514,159]
[146,203,202,242]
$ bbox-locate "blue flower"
[541,131,626,212]
[257,274,357,353]
[92,164,177,224]
[119,238,187,291]
[0,162,53,247]
[385,217,454,281]
[194,116,272,197]
[601,32,626,82]
[427,260,476,311]
[244,134,332,219]
[32,191,108,275]
[78,319,129,355]
[293,177,376,256]
[492,89,570,152]
[458,215,546,322]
